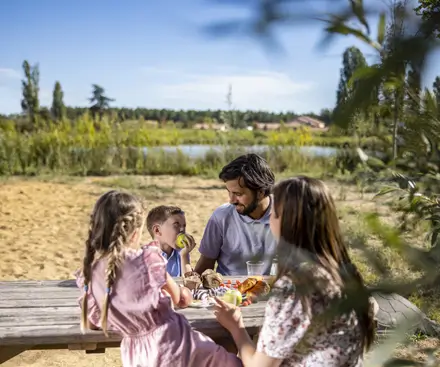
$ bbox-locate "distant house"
[254,122,281,131]
[286,116,327,130]
[193,123,229,131]
[253,116,327,132]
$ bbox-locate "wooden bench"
[0,277,266,364]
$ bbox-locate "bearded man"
[194,153,277,276]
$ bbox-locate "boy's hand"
[180,234,196,256]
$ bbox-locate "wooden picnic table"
[0,276,267,364]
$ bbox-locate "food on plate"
[192,285,228,300]
[178,286,193,308]
[245,280,271,303]
[247,280,270,296]
[183,270,202,290]
[201,269,223,289]
[222,289,242,306]
[189,298,215,308]
[237,277,258,294]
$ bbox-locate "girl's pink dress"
[75,241,242,367]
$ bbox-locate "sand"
[0,175,436,366]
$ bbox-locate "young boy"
[146,205,196,277]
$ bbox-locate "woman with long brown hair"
[214,176,375,366]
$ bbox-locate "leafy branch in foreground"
[375,172,440,257]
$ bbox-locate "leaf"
[377,12,386,45]
[349,0,370,34]
[324,21,373,46]
[374,185,401,198]
[347,64,381,89]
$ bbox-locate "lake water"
[143,145,338,159]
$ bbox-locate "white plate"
[188,299,215,309]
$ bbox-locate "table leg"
[0,346,28,364]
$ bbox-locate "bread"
[201,269,223,289]
[183,271,202,290]
[246,280,270,297]
[238,277,258,294]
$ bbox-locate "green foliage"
[375,172,440,251]
[415,0,440,38]
[201,0,440,364]
[0,115,335,177]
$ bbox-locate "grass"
[94,176,175,199]
[0,115,388,177]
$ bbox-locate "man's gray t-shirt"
[198,199,277,276]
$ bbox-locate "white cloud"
[0,68,20,87]
[141,67,314,111]
[0,68,20,79]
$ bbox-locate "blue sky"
[0,0,439,115]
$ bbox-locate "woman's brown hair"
[272,176,375,351]
[80,190,145,335]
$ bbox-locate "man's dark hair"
[219,153,275,196]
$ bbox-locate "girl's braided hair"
[80,190,145,335]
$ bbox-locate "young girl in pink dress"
[214,176,376,366]
[76,190,242,367]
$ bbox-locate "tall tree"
[382,0,408,159]
[335,46,367,108]
[89,84,114,120]
[335,46,368,139]
[21,60,40,125]
[51,81,66,121]
[406,68,422,114]
[220,85,247,129]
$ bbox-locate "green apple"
[222,289,242,306]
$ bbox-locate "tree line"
[2,62,332,130]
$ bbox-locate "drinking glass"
[246,261,265,277]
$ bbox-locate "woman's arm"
[214,298,282,367]
[230,327,282,367]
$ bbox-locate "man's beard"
[236,195,259,216]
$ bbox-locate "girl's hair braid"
[80,190,145,335]
[100,213,132,335]
[80,216,95,333]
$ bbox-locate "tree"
[406,68,422,114]
[415,0,440,38]
[433,76,440,107]
[21,60,40,125]
[89,84,114,120]
[335,47,370,140]
[51,81,65,121]
[220,85,247,129]
[382,0,408,159]
[335,47,367,108]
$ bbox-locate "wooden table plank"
[0,277,268,347]
[0,298,77,308]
